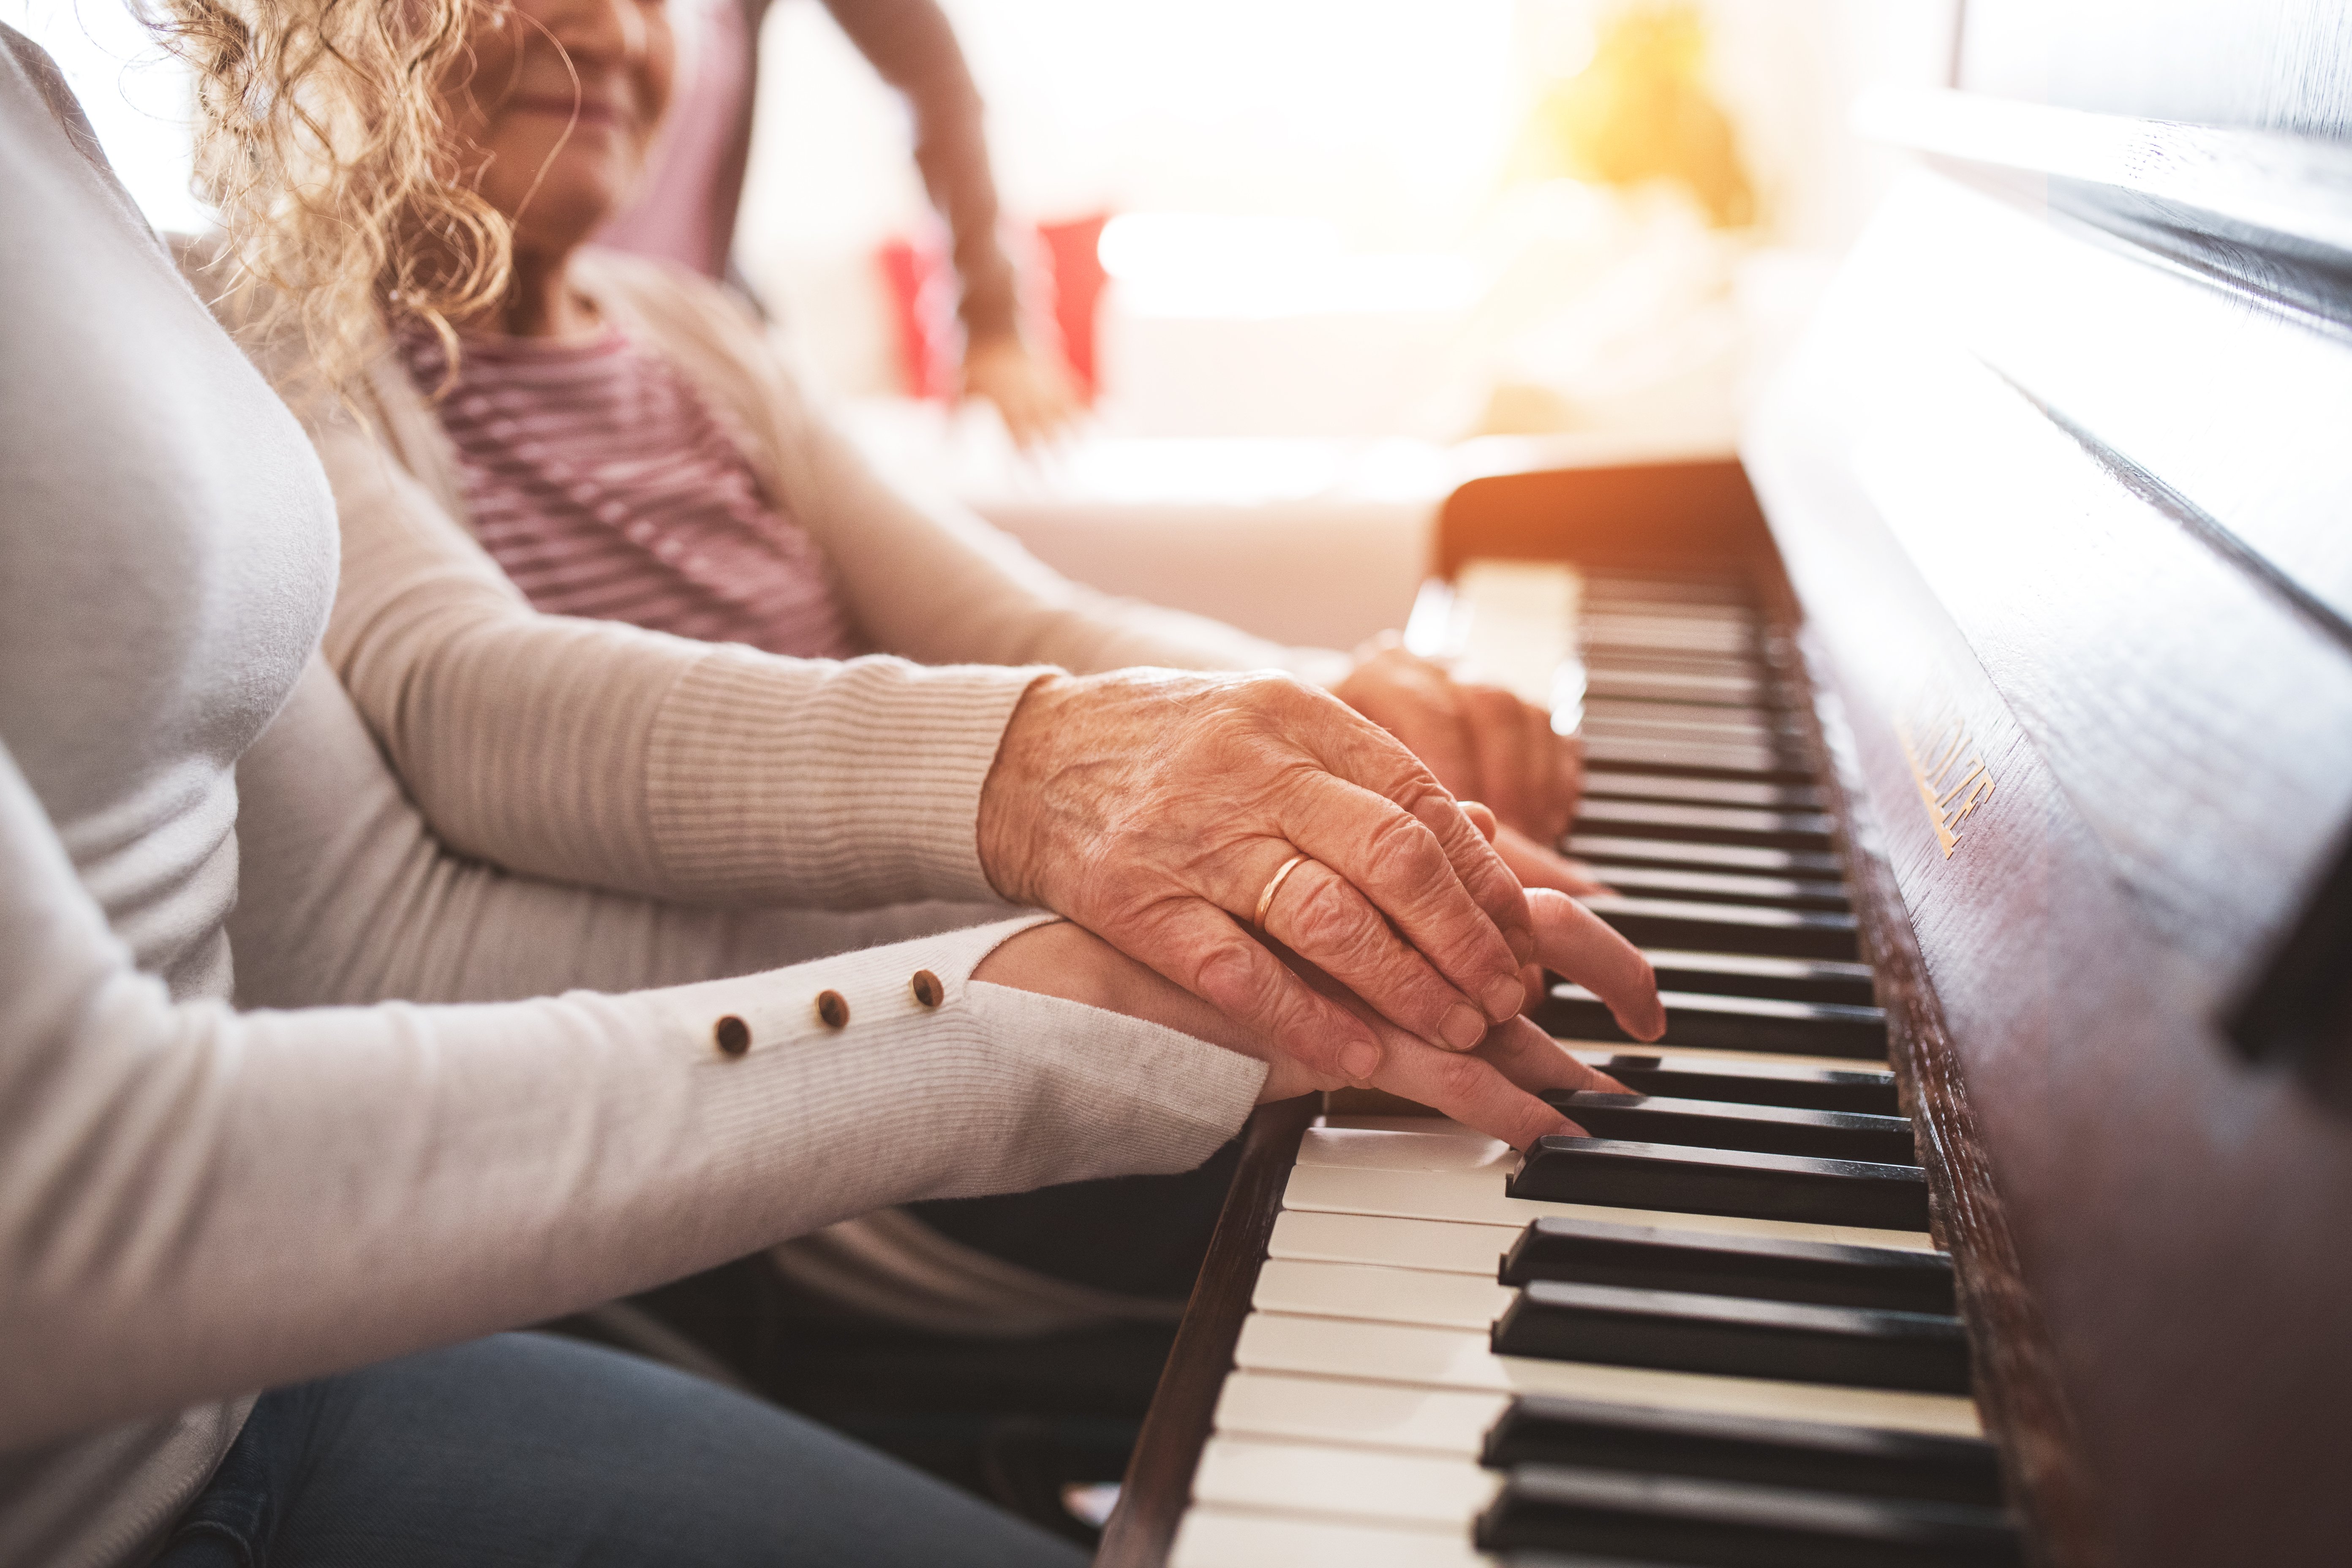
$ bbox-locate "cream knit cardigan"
[1,44,1271,1568]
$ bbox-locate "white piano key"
[1267,1208,1518,1276]
[1282,1162,1938,1253]
[1252,1257,1515,1330]
[1568,1042,1893,1075]
[1233,1312,1984,1437]
[1192,1435,1500,1528]
[1212,1369,1505,1457]
[1169,1504,1490,1568]
[1296,1126,1516,1175]
[1318,1113,1496,1139]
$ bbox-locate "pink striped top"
[399,323,862,660]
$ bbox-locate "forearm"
[822,0,1018,341]
[230,660,1018,1010]
[6,912,1257,1451]
[318,427,1041,908]
[9,701,1264,1445]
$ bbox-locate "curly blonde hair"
[149,0,513,396]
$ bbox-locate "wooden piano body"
[1101,4,2352,1564]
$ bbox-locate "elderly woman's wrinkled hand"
[1334,634,1584,847]
[977,668,1540,1083]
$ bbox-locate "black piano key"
[1583,670,1780,708]
[1479,1465,2022,1567]
[1589,1054,1901,1117]
[1581,643,1758,671]
[1582,770,1827,811]
[1481,1396,2001,1506]
[1643,950,1876,1006]
[1497,1217,1956,1315]
[1583,613,1758,649]
[1582,896,1859,962]
[1579,737,1813,784]
[1509,1137,1931,1231]
[1575,800,1835,852]
[1543,985,1889,1058]
[1582,575,1753,606]
[1567,835,1843,877]
[1491,1279,1969,1393]
[1546,1093,1916,1167]
[1573,863,1851,912]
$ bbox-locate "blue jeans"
[155,1333,1089,1568]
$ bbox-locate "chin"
[504,173,636,253]
[483,136,640,245]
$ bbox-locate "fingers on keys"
[1493,823,1615,899]
[1479,1014,1631,1097]
[1530,887,1667,1041]
[1353,1016,1622,1150]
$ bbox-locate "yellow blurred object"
[1514,3,1756,229]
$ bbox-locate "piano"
[1096,5,2352,1565]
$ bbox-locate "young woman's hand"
[1332,634,1584,849]
[961,332,1085,449]
[1494,823,1612,898]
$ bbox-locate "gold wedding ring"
[1253,852,1312,934]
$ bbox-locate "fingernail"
[1440,1004,1486,1051]
[1482,974,1526,1022]
[1341,1039,1382,1079]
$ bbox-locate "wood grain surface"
[1095,1095,1317,1568]
[1743,98,2352,1560]
[1759,559,2099,1568]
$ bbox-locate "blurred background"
[8,0,1959,648]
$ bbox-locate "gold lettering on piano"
[1895,704,1995,858]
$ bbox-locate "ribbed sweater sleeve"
[2,692,1266,1452]
[315,412,1044,907]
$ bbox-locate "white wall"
[738,0,1961,433]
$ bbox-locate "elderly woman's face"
[441,0,675,255]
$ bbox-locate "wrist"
[974,920,1260,1057]
[976,670,1077,907]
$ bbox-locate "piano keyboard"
[1165,571,2022,1568]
